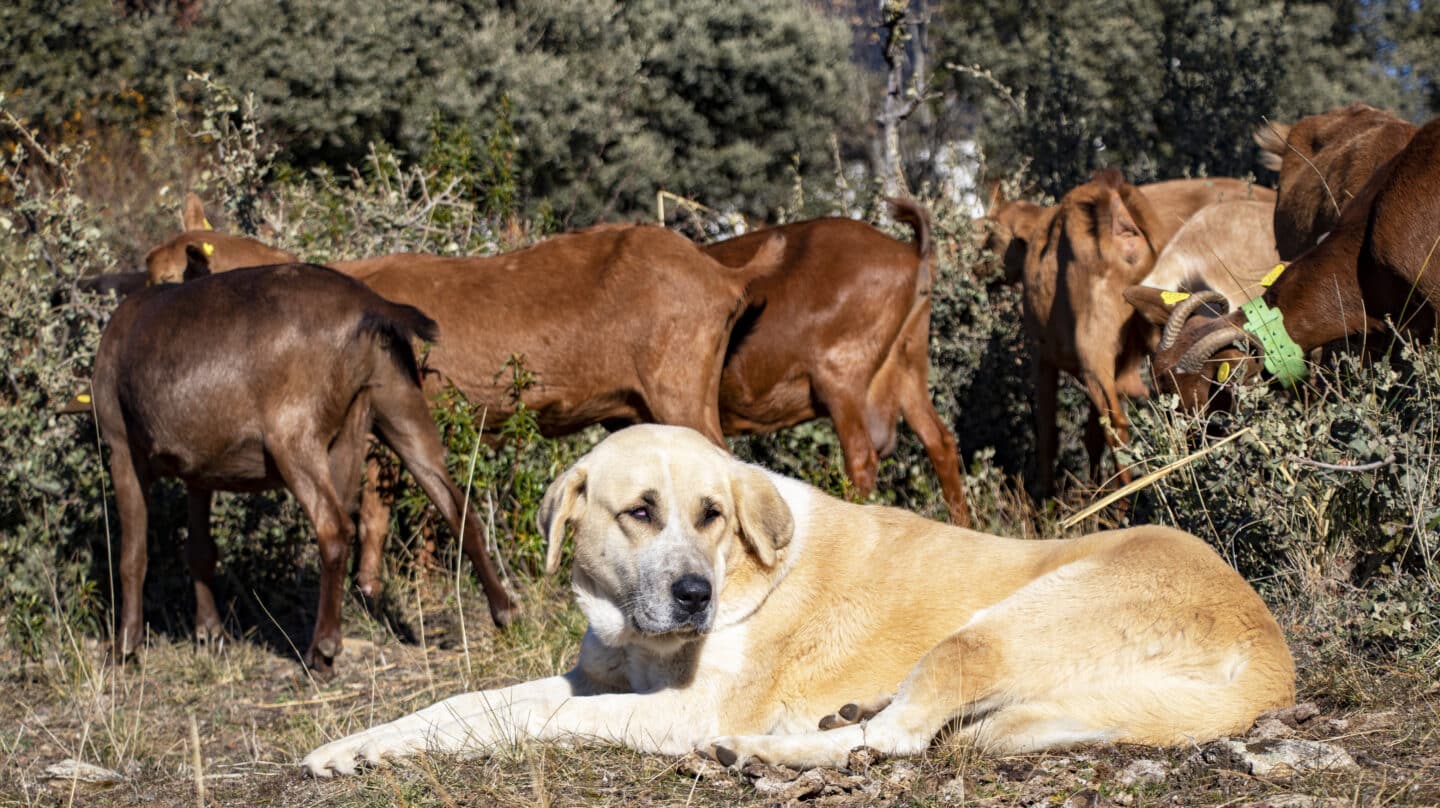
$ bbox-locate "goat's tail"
[887,197,933,262]
[887,196,934,297]
[361,301,439,385]
[1253,121,1291,172]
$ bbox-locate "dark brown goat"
[1255,103,1418,260]
[1132,116,1438,412]
[93,262,513,672]
[703,199,970,525]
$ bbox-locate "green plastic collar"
[1238,296,1307,387]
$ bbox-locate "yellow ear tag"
[1217,361,1232,383]
[77,393,91,404]
[1160,290,1191,305]
[201,242,215,257]
[201,217,213,230]
[1259,262,1286,287]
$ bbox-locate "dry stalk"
[1061,427,1254,530]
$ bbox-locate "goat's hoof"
[305,651,337,678]
[490,602,519,629]
[356,576,383,599]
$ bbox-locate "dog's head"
[538,425,794,653]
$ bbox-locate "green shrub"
[1126,340,1440,664]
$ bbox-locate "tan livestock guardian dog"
[302,425,1294,776]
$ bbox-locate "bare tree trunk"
[877,0,929,201]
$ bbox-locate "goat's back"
[1265,104,1417,259]
[335,224,766,434]
[1143,199,1280,307]
[94,264,432,486]
[703,215,924,429]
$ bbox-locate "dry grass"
[3,509,1437,808]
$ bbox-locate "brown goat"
[1255,103,1418,260]
[93,262,514,672]
[1141,199,1281,309]
[1132,116,1437,412]
[702,199,970,525]
[160,217,782,595]
[1021,173,1274,497]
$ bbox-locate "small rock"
[996,759,1038,782]
[748,766,866,801]
[1116,758,1168,786]
[846,746,884,772]
[1223,738,1358,778]
[677,751,729,780]
[885,759,918,789]
[1257,702,1320,729]
[1345,710,1398,731]
[1249,718,1298,740]
[43,759,123,785]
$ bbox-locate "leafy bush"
[1126,340,1440,664]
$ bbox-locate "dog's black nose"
[671,574,712,615]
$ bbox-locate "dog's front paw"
[704,735,757,769]
[703,728,861,771]
[301,736,366,778]
[302,729,419,778]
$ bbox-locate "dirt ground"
[3,578,1437,808]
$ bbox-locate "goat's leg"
[821,389,880,501]
[1080,371,1132,487]
[1082,405,1107,484]
[895,365,970,527]
[355,456,390,599]
[184,488,224,644]
[1032,360,1059,499]
[109,441,151,659]
[371,386,516,627]
[271,441,354,673]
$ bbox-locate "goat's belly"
[149,436,279,491]
[719,379,818,433]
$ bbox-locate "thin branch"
[1286,453,1396,473]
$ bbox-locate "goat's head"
[978,200,1053,283]
[1125,286,1264,413]
[144,193,299,285]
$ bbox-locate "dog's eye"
[698,505,722,527]
[624,506,651,523]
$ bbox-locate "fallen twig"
[1287,453,1396,473]
[1061,427,1255,530]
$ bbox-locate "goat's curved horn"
[1175,326,1265,375]
[1160,290,1229,351]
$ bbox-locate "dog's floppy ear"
[732,464,793,567]
[539,464,587,575]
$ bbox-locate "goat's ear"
[539,465,587,575]
[183,193,212,231]
[1124,285,1174,326]
[983,179,1004,215]
[1253,121,1290,172]
[183,243,212,280]
[1107,191,1146,265]
[732,464,793,567]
